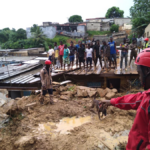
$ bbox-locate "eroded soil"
[0,93,136,150]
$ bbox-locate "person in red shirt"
[101,49,150,150]
[58,41,64,70]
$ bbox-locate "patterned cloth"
[63,57,70,64]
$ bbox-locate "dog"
[91,98,107,120]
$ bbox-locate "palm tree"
[31,27,47,47]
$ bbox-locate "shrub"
[110,24,119,33]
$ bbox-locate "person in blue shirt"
[108,37,117,69]
[75,41,81,68]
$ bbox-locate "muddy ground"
[0,90,138,150]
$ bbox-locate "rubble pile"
[54,83,119,100]
[0,85,140,150]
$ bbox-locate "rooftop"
[86,17,106,20]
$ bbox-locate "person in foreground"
[40,60,54,105]
[101,49,150,150]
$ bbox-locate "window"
[147,32,149,37]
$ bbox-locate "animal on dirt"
[91,98,107,120]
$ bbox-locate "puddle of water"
[55,116,91,134]
[37,116,92,135]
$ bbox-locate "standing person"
[141,34,145,49]
[132,34,137,43]
[85,44,93,70]
[125,34,130,44]
[63,44,70,71]
[129,39,137,67]
[68,41,76,70]
[143,38,150,49]
[100,50,150,150]
[54,42,60,69]
[48,45,54,62]
[40,60,53,105]
[120,38,129,70]
[108,37,117,69]
[93,40,102,70]
[58,41,64,70]
[101,41,110,72]
[75,41,81,68]
[137,35,142,53]
[78,42,85,69]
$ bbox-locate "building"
[100,22,110,31]
[114,18,131,26]
[145,24,150,38]
[86,22,101,31]
[119,24,132,35]
[86,17,106,22]
[26,26,56,39]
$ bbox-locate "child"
[85,44,93,70]
[101,50,150,150]
[63,44,70,70]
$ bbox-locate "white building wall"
[87,22,100,31]
[26,26,56,39]
[114,18,131,26]
[145,24,150,38]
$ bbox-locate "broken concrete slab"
[59,86,67,92]
[77,89,88,97]
[87,90,97,98]
[105,88,112,93]
[60,95,70,100]
[97,88,107,97]
[105,92,116,99]
[112,88,118,93]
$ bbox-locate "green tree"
[110,24,119,32]
[130,0,150,35]
[31,24,38,32]
[31,26,47,47]
[68,15,83,23]
[105,7,124,18]
[16,28,27,40]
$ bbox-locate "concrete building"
[119,24,132,35]
[145,24,150,38]
[26,26,56,39]
[100,22,110,31]
[114,18,131,26]
[86,17,105,22]
[86,22,100,31]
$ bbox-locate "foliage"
[87,31,111,37]
[110,24,119,33]
[68,15,83,23]
[130,0,150,35]
[30,24,38,32]
[105,6,124,18]
[0,28,27,44]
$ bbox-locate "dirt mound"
[0,87,138,150]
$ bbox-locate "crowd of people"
[47,35,150,72]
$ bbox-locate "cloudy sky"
[1,0,134,30]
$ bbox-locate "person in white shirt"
[137,35,142,53]
[85,44,93,70]
[48,45,54,63]
[141,34,145,49]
